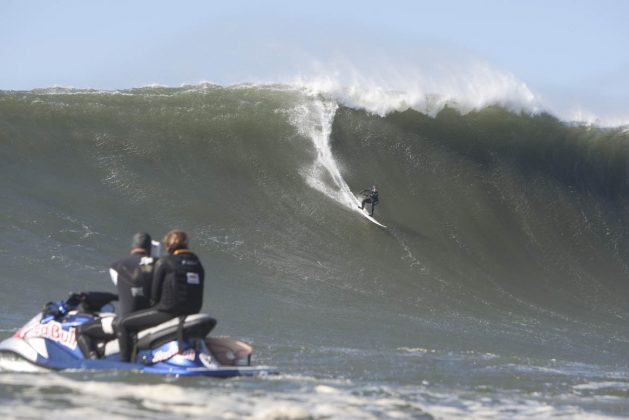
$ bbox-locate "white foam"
[0,370,622,419]
[288,99,361,213]
[0,354,46,373]
[573,381,629,391]
[291,58,539,118]
[26,77,629,127]
[272,45,629,127]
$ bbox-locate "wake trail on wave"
[289,97,394,228]
[289,99,359,212]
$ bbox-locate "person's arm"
[150,258,166,306]
[109,268,119,286]
[109,260,121,286]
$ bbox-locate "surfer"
[359,185,379,216]
[77,232,156,359]
[117,229,205,362]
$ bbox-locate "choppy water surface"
[1,85,629,418]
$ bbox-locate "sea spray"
[290,54,539,118]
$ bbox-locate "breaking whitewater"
[2,83,629,418]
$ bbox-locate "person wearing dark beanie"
[77,232,157,359]
[110,232,156,316]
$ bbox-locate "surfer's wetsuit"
[360,188,379,216]
[117,248,205,363]
[77,250,155,359]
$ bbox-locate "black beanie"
[131,232,152,251]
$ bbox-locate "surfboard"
[354,196,387,228]
[361,209,387,228]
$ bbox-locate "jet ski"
[0,292,277,377]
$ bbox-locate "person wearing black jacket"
[359,185,379,216]
[77,232,156,359]
[116,229,205,363]
[110,232,156,316]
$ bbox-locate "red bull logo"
[151,343,197,363]
[27,321,77,350]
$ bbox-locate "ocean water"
[1,84,629,418]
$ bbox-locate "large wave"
[1,84,628,365]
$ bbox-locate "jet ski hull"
[0,297,277,378]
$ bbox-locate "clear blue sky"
[2,0,628,122]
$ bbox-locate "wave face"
[2,85,629,417]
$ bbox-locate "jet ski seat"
[102,314,217,357]
[135,314,217,350]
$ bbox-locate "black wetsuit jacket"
[151,249,205,315]
[361,189,379,203]
[110,252,155,316]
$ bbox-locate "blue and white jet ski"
[0,292,277,377]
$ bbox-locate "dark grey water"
[1,85,629,418]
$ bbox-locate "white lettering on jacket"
[186,272,200,285]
